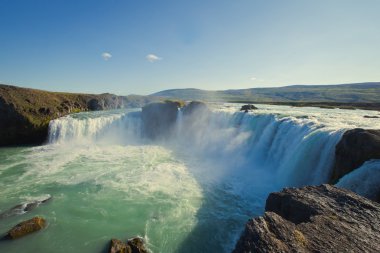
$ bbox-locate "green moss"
[162,99,186,108]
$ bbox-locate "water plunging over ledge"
[1,104,379,253]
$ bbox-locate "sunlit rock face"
[233,184,380,253]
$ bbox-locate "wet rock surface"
[6,216,46,239]
[331,128,380,183]
[233,184,380,253]
[0,196,52,219]
[108,237,148,253]
[240,104,257,112]
[109,239,130,253]
[141,101,181,140]
[182,101,209,116]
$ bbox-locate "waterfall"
[47,108,343,188]
[169,111,343,189]
[336,159,380,200]
[48,110,142,145]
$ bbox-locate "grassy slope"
[153,82,380,103]
[0,84,157,146]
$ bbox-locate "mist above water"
[1,103,379,253]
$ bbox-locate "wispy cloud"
[250,77,257,81]
[146,54,162,63]
[101,52,112,61]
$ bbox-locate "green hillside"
[0,84,157,146]
[153,82,380,103]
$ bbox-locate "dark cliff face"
[140,100,209,140]
[141,101,181,140]
[330,128,380,183]
[233,184,380,253]
[0,84,157,146]
[182,101,209,116]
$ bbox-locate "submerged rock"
[233,184,380,253]
[6,216,46,239]
[331,128,380,183]
[0,195,52,219]
[240,104,257,112]
[108,237,148,253]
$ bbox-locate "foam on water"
[336,159,380,200]
[1,103,379,253]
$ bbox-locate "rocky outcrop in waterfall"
[0,84,157,146]
[240,104,257,112]
[141,101,182,140]
[330,128,380,183]
[233,184,380,253]
[182,101,209,116]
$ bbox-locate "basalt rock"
[182,101,210,116]
[109,239,130,253]
[108,237,148,253]
[127,237,148,253]
[0,195,52,219]
[240,104,257,112]
[233,184,380,253]
[330,128,380,183]
[364,115,380,118]
[6,216,46,239]
[141,101,181,140]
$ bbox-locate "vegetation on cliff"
[0,84,156,146]
[153,82,380,110]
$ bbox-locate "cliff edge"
[233,184,380,253]
[0,84,155,146]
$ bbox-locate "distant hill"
[152,82,380,103]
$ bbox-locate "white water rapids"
[1,103,379,253]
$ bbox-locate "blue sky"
[0,0,379,95]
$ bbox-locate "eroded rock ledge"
[233,184,380,253]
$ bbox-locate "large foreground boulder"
[6,216,46,239]
[330,128,380,183]
[233,184,380,253]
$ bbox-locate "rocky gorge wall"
[139,102,380,252]
[0,84,157,146]
[2,89,380,252]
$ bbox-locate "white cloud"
[102,52,112,61]
[146,54,162,63]
[250,77,257,81]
